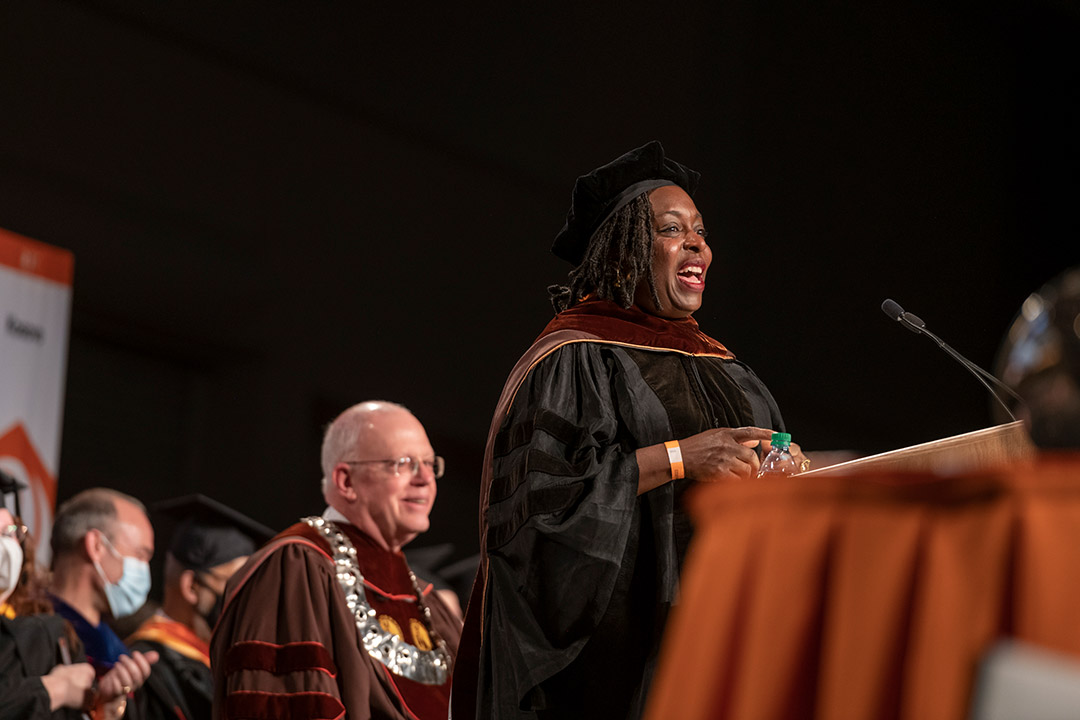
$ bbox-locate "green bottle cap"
[771,432,792,445]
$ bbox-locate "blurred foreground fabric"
[643,456,1080,720]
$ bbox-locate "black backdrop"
[1,1,1077,584]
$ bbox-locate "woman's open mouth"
[676,263,706,291]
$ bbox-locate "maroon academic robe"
[210,517,460,720]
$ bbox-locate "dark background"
[1,1,1077,588]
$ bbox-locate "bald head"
[321,401,411,484]
[320,401,439,551]
[51,487,151,561]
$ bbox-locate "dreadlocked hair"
[548,193,660,313]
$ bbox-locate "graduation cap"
[0,470,26,519]
[154,494,276,573]
[551,140,701,266]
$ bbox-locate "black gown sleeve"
[482,343,643,712]
[128,640,201,720]
[0,676,52,720]
[0,614,85,720]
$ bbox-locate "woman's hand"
[41,662,96,710]
[680,427,776,482]
[636,426,775,494]
[790,442,810,473]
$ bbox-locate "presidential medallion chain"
[303,516,451,685]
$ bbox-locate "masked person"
[49,488,159,716]
[126,494,274,720]
[1,475,23,615]
[1,479,148,719]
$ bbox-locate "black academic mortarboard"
[0,470,25,518]
[551,140,701,266]
[154,494,276,573]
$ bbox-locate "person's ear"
[179,569,199,605]
[332,463,358,501]
[83,529,106,565]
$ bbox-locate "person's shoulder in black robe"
[0,613,86,720]
[128,637,212,720]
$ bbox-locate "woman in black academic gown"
[0,503,134,719]
[453,141,806,719]
[0,503,97,719]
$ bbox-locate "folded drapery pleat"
[644,456,1080,720]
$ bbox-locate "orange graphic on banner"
[0,227,74,286]
[0,423,57,538]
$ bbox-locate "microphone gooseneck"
[880,298,1022,422]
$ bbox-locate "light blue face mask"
[93,532,151,619]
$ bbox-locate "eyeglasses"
[1,523,28,543]
[344,456,445,480]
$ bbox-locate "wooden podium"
[801,420,1036,477]
[642,423,1080,720]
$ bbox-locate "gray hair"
[319,400,410,482]
[50,487,146,559]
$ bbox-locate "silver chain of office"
[302,516,451,685]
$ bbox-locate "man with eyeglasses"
[210,401,460,720]
[125,494,275,720]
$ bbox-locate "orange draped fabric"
[643,456,1080,720]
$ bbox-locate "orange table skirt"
[644,457,1080,720]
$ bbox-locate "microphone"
[880,298,1023,422]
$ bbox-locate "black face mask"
[200,589,224,629]
[194,573,225,629]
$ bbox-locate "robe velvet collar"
[279,515,433,600]
[50,594,130,672]
[538,299,734,358]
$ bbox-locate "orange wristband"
[664,440,685,480]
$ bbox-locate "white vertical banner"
[0,227,74,565]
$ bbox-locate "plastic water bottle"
[757,432,798,478]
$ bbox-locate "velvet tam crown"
[551,140,701,265]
